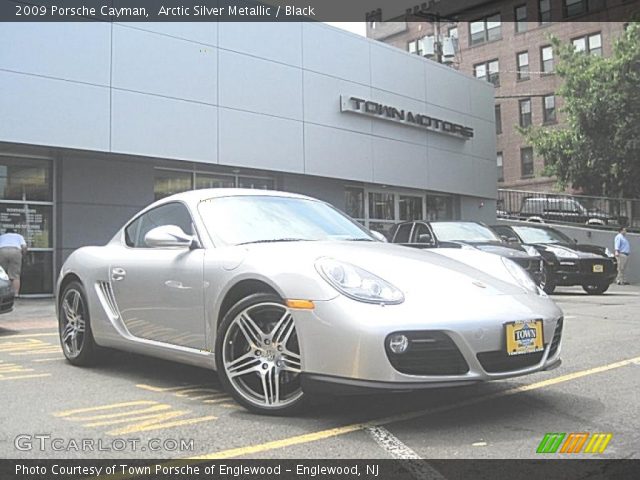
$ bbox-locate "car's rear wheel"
[58,281,100,365]
[216,293,305,415]
[582,281,609,295]
[540,264,556,294]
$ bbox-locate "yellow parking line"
[191,355,640,459]
[32,358,62,363]
[0,373,51,381]
[0,333,58,338]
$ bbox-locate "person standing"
[0,229,27,295]
[614,227,631,285]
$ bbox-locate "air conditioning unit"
[441,36,457,61]
[422,35,436,58]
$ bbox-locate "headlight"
[546,246,579,259]
[605,248,614,257]
[501,257,542,295]
[0,267,8,282]
[522,245,539,257]
[316,258,404,305]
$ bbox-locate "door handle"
[111,267,126,281]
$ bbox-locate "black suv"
[518,197,621,226]
[389,221,544,284]
[491,224,617,295]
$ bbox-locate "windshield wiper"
[236,238,314,246]
[345,238,375,242]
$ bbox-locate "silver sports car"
[57,189,564,415]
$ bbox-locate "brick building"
[368,0,632,192]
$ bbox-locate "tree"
[521,23,640,198]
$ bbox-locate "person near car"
[0,229,27,295]
[614,227,630,285]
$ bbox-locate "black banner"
[1,0,639,22]
[1,460,639,480]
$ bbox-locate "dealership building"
[0,22,496,296]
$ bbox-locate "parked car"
[389,221,544,285]
[57,189,563,415]
[0,267,14,314]
[518,197,622,226]
[491,224,617,295]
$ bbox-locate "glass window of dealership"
[155,169,458,243]
[0,154,53,295]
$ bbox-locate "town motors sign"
[340,95,474,140]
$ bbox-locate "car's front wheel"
[582,281,610,295]
[58,281,101,365]
[540,264,556,294]
[215,293,305,415]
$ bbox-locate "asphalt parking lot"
[1,286,639,460]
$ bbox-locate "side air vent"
[96,281,120,320]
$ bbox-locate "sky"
[325,22,366,36]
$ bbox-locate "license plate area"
[592,264,604,273]
[505,320,544,356]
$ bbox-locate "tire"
[582,282,610,295]
[58,281,101,366]
[540,264,556,295]
[215,293,306,416]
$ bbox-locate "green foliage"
[521,23,640,198]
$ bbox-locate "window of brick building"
[517,51,530,80]
[572,32,602,55]
[469,14,501,45]
[539,0,552,24]
[541,45,554,73]
[519,98,532,127]
[495,105,502,134]
[497,152,504,182]
[474,59,500,86]
[543,94,557,123]
[521,147,534,177]
[515,4,528,32]
[564,0,606,18]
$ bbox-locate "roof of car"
[159,188,315,204]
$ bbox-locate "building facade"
[0,22,497,296]
[369,0,630,191]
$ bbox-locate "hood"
[457,241,538,259]
[239,240,529,299]
[536,243,608,259]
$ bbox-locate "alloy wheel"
[222,302,302,409]
[60,288,86,358]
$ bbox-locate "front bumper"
[293,292,563,387]
[551,259,616,286]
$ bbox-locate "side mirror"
[417,233,434,244]
[145,225,195,249]
[371,231,388,243]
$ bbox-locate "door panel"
[110,247,206,349]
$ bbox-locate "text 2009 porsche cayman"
[57,189,563,414]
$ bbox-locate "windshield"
[512,226,573,244]
[198,195,373,246]
[431,222,501,242]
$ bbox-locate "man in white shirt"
[0,229,28,295]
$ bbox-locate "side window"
[125,202,194,248]
[412,223,432,243]
[393,223,413,243]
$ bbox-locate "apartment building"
[369,0,632,191]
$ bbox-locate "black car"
[491,224,617,295]
[389,221,544,284]
[0,267,14,314]
[518,197,623,226]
